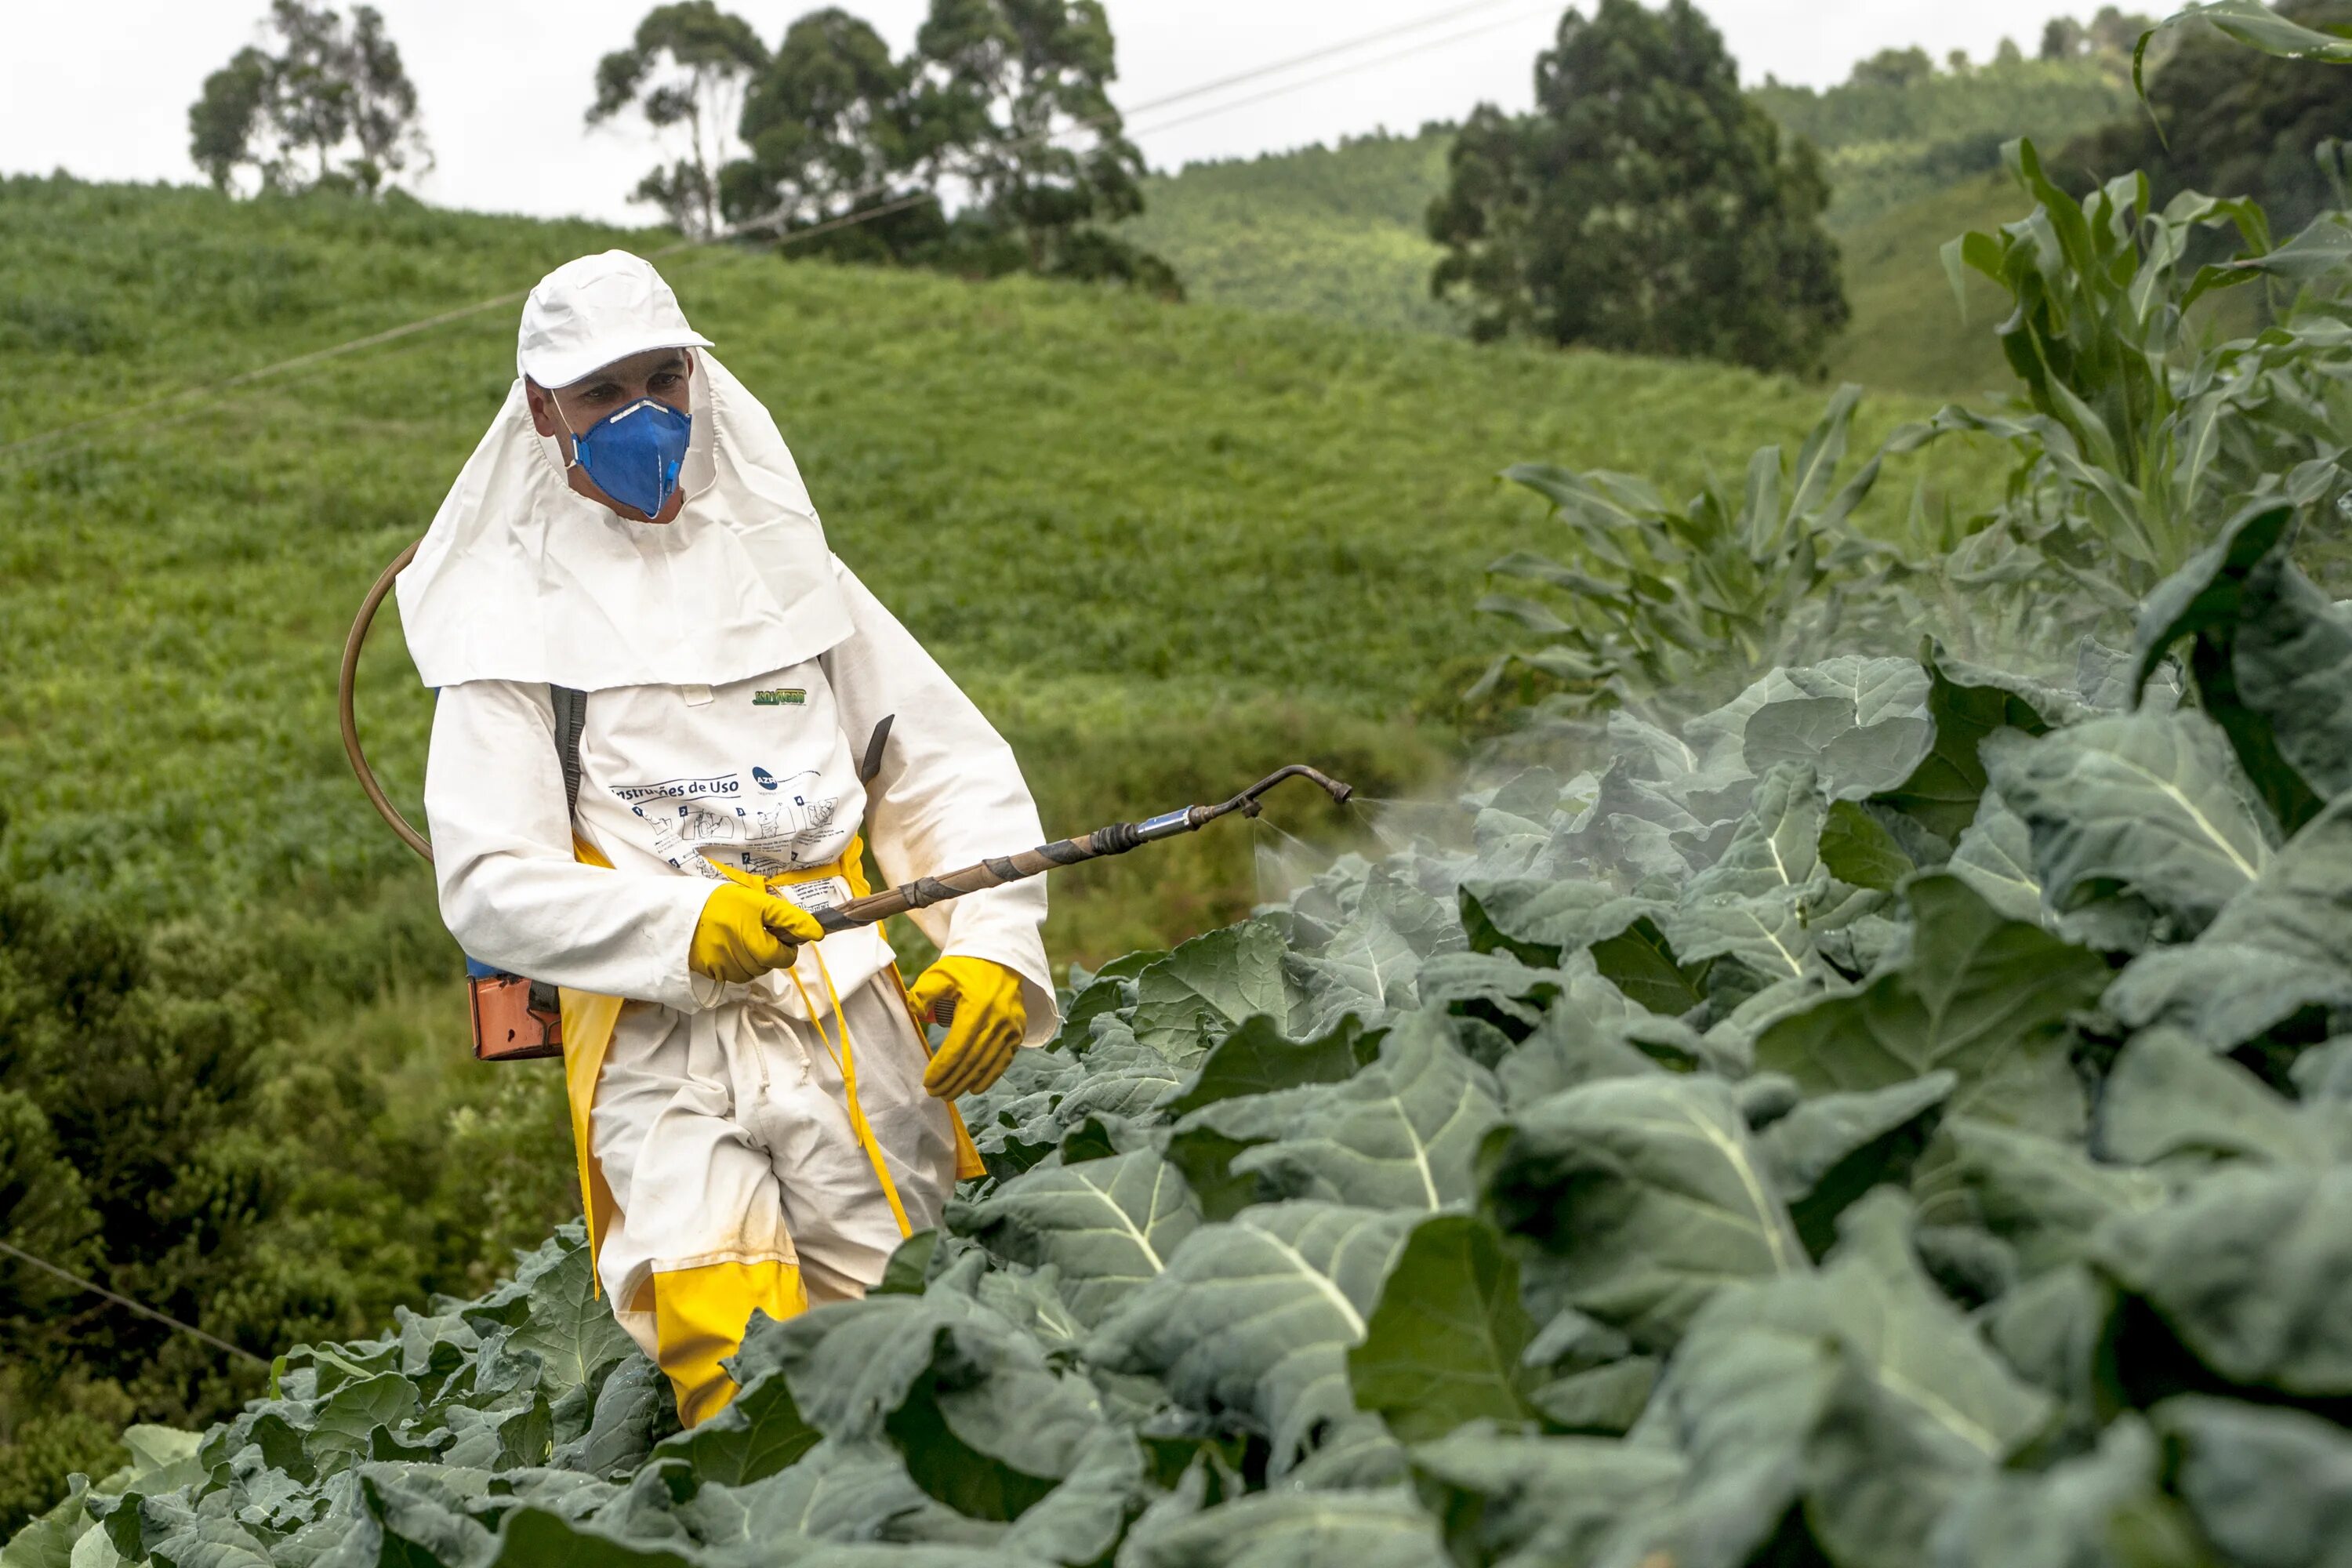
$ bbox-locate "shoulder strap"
[550,685,588,822]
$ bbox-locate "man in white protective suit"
[400,251,1056,1427]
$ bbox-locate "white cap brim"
[521,327,715,391]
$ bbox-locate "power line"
[1116,0,1523,118]
[0,0,1537,466]
[1127,5,1556,140]
[0,1238,270,1370]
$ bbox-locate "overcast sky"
[8,1,2093,226]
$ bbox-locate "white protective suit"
[401,294,1056,1388]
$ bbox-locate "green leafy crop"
[20,503,2352,1568]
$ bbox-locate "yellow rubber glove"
[688,884,826,986]
[907,956,1027,1099]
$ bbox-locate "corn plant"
[1470,384,1888,715]
[1886,137,2351,600]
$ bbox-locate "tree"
[2059,0,2352,236]
[1995,35,2027,66]
[1428,0,1848,376]
[588,2,770,239]
[2042,16,2090,58]
[720,7,939,257]
[2086,5,2157,55]
[722,0,1179,295]
[1850,45,1936,89]
[187,1,427,196]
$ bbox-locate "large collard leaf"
[1165,1014,1376,1117]
[962,1047,1094,1181]
[2155,1396,2352,1568]
[1944,791,2045,926]
[1756,1073,1955,1258]
[0,1480,90,1568]
[1684,761,1825,893]
[1131,922,1299,1062]
[1288,915,1423,1034]
[949,1149,1203,1327]
[2107,795,2352,1049]
[1664,763,1834,985]
[1584,915,1711,1018]
[1817,800,1918,893]
[2095,1026,2347,1172]
[2093,1165,2352,1399]
[744,1285,1117,1523]
[1755,873,2108,1137]
[1874,642,2066,841]
[1045,1041,1189,1130]
[489,1501,1042,1566]
[675,1437,943,1547]
[557,1356,677,1479]
[1163,1082,1335,1222]
[2132,503,2325,835]
[1493,995,1666,1109]
[644,1348,818,1487]
[2228,532,2352,806]
[499,1236,636,1400]
[1918,1118,2168,1279]
[1117,1487,1448,1568]
[1456,878,1664,971]
[1926,1414,2208,1568]
[1414,951,1570,1033]
[1406,1423,1683,1568]
[1624,1192,2054,1568]
[1552,755,1711,882]
[303,1371,423,1477]
[1287,870,1470,1034]
[1479,1075,1807,1350]
[1982,1265,2123,1451]
[1228,1010,1504,1211]
[1467,768,1571,866]
[1087,1202,1413,1473]
[1984,712,2271,938]
[1738,656,1933,801]
[1737,1192,2052,1461]
[1348,1214,1534,1443]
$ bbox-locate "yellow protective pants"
[648,1258,809,1428]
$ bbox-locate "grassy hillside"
[1824,173,2024,396]
[1125,127,1460,338]
[1118,60,2134,397]
[0,174,1990,962]
[1755,57,2134,227]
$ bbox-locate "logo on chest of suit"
[752,688,808,707]
[752,767,778,791]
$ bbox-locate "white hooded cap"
[395,255,851,694]
[517,249,715,388]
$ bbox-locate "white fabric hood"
[396,353,853,692]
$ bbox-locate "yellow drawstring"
[789,948,913,1240]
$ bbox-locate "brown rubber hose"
[339,539,433,862]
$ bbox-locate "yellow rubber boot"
[652,1259,809,1428]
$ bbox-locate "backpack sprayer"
[340,542,1355,1062]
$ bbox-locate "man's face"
[526,347,695,524]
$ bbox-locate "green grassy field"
[0,174,1992,965]
[1124,128,1463,339]
[1824,173,2022,396]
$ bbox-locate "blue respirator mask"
[556,394,693,519]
